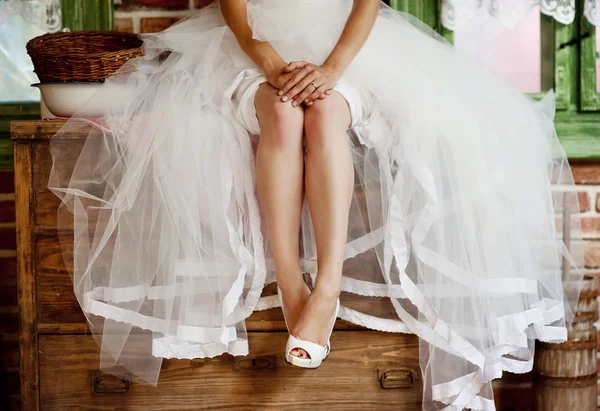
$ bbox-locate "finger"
[304,88,325,105]
[280,65,314,99]
[317,89,331,100]
[284,60,307,73]
[281,66,313,98]
[277,68,303,90]
[283,60,308,73]
[305,85,330,104]
[295,83,319,107]
[287,73,321,106]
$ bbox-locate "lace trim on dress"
[585,0,599,26]
[152,336,249,360]
[441,0,581,30]
[0,0,61,32]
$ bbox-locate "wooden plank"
[33,141,86,233]
[555,111,600,122]
[1,370,22,411]
[0,335,20,373]
[554,132,600,159]
[423,0,437,29]
[0,105,41,170]
[35,230,399,333]
[533,276,598,411]
[10,120,73,141]
[540,14,554,92]
[39,332,422,410]
[35,234,86,331]
[0,105,41,118]
[433,0,453,44]
[578,0,600,111]
[554,113,600,159]
[0,139,15,170]
[13,142,39,411]
[389,0,435,30]
[554,19,579,112]
[493,372,534,411]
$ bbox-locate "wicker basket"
[26,31,144,83]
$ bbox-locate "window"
[452,6,551,95]
[0,14,45,104]
[0,0,113,170]
[387,0,600,158]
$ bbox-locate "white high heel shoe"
[277,285,340,369]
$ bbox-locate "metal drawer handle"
[235,355,277,370]
[90,370,130,394]
[380,368,416,389]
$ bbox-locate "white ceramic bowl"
[32,82,134,118]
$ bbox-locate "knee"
[255,84,303,129]
[254,84,304,149]
[304,95,336,127]
[304,93,350,150]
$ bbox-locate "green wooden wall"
[60,0,114,31]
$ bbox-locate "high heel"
[277,285,339,369]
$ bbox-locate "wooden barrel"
[533,276,598,411]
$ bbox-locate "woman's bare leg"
[290,91,353,358]
[254,83,311,331]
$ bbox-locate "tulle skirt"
[47,1,584,410]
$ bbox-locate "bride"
[47,1,584,409]
[221,0,381,367]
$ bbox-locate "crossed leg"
[254,84,353,360]
[254,82,311,333]
[290,91,353,359]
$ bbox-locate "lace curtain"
[0,0,62,32]
[442,0,598,29]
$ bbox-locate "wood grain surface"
[39,332,422,410]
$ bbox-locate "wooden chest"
[11,120,423,411]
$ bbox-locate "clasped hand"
[268,60,339,107]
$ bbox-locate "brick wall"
[572,162,600,277]
[114,0,213,34]
[571,161,600,409]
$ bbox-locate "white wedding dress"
[47,1,584,410]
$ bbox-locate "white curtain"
[442,0,598,29]
[0,0,62,32]
[585,0,599,25]
[0,0,59,102]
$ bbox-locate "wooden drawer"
[39,332,422,410]
[14,120,422,410]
